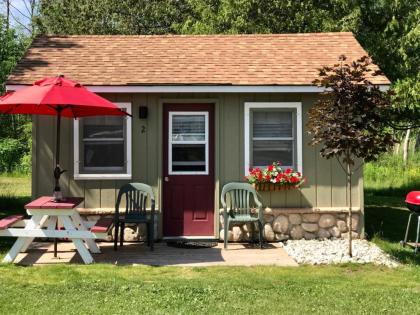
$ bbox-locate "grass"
[0,264,419,314]
[0,151,419,314]
[364,150,420,201]
[364,151,420,265]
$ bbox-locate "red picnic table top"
[25,196,84,209]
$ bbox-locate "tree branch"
[335,156,347,174]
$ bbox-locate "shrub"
[0,138,26,172]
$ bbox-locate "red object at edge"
[406,191,420,206]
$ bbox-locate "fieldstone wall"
[219,208,362,242]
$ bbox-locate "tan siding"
[300,95,317,207]
[36,115,55,197]
[331,159,348,207]
[33,92,363,216]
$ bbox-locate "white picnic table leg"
[2,214,45,263]
[71,213,101,254]
[20,215,50,253]
[60,216,94,264]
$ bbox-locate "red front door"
[163,103,215,237]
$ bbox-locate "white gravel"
[281,239,399,267]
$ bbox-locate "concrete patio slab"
[14,242,298,267]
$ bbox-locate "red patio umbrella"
[0,75,130,201]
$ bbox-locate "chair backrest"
[115,183,155,218]
[221,182,260,216]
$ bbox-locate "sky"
[1,0,34,31]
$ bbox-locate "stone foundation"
[219,208,362,242]
[78,208,157,242]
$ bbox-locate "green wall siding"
[33,92,362,212]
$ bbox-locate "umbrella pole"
[53,108,63,202]
[53,108,63,257]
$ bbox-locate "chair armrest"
[252,194,263,221]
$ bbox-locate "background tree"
[0,12,33,172]
[307,56,395,256]
[1,0,418,174]
[36,0,191,35]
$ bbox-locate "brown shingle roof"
[7,33,390,86]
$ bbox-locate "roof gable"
[7,33,390,86]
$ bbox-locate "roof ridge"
[37,32,354,39]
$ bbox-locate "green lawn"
[1,158,420,314]
[0,264,419,314]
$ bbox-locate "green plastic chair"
[114,183,155,251]
[221,182,264,249]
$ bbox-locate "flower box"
[245,162,306,191]
[252,183,295,191]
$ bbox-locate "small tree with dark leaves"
[307,55,395,256]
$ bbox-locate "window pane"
[253,140,293,167]
[84,141,124,168]
[83,116,124,139]
[172,144,205,172]
[253,111,292,138]
[172,115,205,141]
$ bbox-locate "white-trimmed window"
[244,102,302,175]
[169,112,209,175]
[74,102,132,180]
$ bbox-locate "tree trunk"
[403,129,411,166]
[394,143,400,155]
[347,161,353,257]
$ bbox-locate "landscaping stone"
[283,239,398,267]
[219,229,233,242]
[304,232,317,240]
[273,215,289,234]
[219,216,224,229]
[352,215,359,231]
[264,214,274,223]
[329,226,341,238]
[342,231,359,239]
[232,226,243,241]
[275,233,289,241]
[123,226,138,242]
[337,213,347,220]
[319,214,336,228]
[337,220,348,233]
[290,225,304,240]
[302,213,320,223]
[317,228,331,239]
[289,214,302,225]
[264,224,275,241]
[302,223,318,233]
[264,207,273,215]
[217,209,362,242]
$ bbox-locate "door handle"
[164,177,170,182]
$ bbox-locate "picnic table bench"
[0,196,113,264]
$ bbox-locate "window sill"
[74,174,132,180]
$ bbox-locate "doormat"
[166,241,218,249]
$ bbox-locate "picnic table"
[0,196,111,264]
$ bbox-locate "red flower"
[285,168,292,174]
[265,174,271,181]
[258,173,263,181]
[268,165,274,172]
